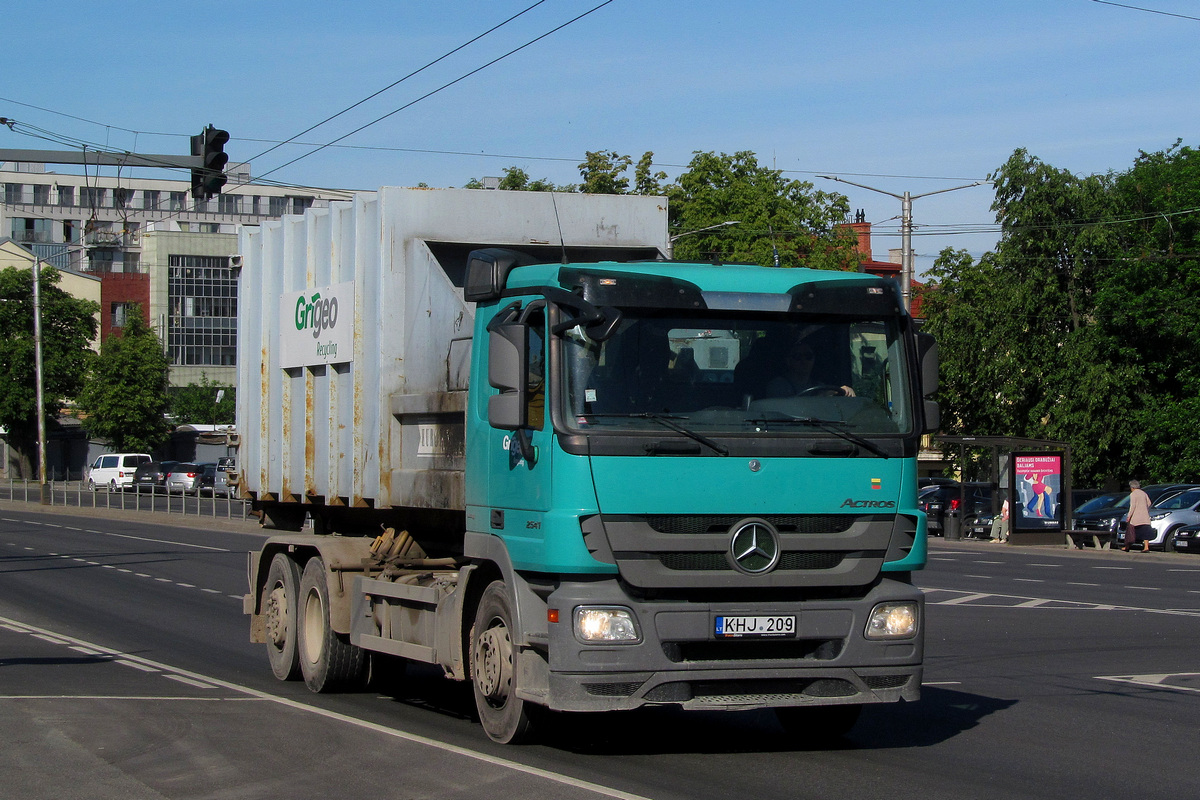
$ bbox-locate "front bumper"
[534,577,923,712]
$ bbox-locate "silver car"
[164,463,203,494]
[1146,489,1200,551]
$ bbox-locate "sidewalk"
[0,496,266,537]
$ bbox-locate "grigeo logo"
[295,292,339,339]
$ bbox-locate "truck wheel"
[297,556,365,692]
[470,580,536,744]
[263,553,302,681]
[775,704,862,745]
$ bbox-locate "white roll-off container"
[235,187,668,529]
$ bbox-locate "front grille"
[603,513,898,590]
[863,674,910,690]
[663,638,843,663]
[584,681,644,697]
[646,515,857,535]
[657,552,846,572]
[644,677,861,704]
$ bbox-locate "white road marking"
[1097,673,1200,695]
[0,613,657,800]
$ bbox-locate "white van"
[86,453,152,491]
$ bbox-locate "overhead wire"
[243,0,550,166]
[254,0,615,181]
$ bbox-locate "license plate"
[715,615,796,638]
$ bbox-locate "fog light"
[866,601,918,639]
[573,607,640,643]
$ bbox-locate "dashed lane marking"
[0,613,657,800]
[2,541,236,599]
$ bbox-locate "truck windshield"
[561,310,914,436]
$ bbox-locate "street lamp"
[31,258,49,504]
[667,220,740,259]
[818,176,982,311]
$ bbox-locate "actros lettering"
[840,498,897,509]
[295,292,339,339]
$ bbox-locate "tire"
[470,580,537,744]
[1165,527,1177,553]
[87,479,96,492]
[109,479,119,492]
[262,553,302,681]
[297,556,365,692]
[775,704,862,745]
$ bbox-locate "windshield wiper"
[586,412,729,456]
[749,414,890,459]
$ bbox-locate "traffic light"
[190,125,230,200]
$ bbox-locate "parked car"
[1171,522,1200,553]
[1078,484,1196,539]
[1139,488,1200,552]
[85,453,152,491]
[164,463,204,495]
[948,483,996,539]
[919,482,958,536]
[131,461,179,493]
[197,463,232,497]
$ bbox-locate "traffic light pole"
[1,125,230,200]
[0,149,204,170]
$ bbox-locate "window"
[167,254,238,366]
[11,218,52,243]
[291,197,313,215]
[169,192,186,211]
[111,302,131,328]
[142,190,160,210]
[269,196,288,216]
[114,187,130,208]
[57,185,75,206]
[33,185,50,205]
[4,183,23,204]
[218,194,240,214]
[80,187,107,208]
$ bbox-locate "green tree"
[0,266,97,477]
[463,166,566,192]
[923,143,1200,485]
[168,373,235,426]
[577,150,633,194]
[666,151,857,269]
[77,310,171,453]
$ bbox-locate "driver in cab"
[766,331,856,398]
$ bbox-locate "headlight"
[865,601,918,639]
[573,607,641,643]
[1150,512,1168,520]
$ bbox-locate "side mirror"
[488,323,528,429]
[917,332,938,397]
[922,399,940,435]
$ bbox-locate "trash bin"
[945,513,961,540]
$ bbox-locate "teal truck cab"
[240,189,937,744]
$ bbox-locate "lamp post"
[31,258,49,504]
[818,176,982,311]
[667,220,740,259]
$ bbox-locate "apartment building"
[0,162,349,386]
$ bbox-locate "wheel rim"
[474,618,513,704]
[266,583,289,647]
[301,587,325,665]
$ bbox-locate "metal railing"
[0,478,252,521]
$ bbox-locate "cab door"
[483,302,553,563]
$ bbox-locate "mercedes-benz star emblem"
[728,518,781,574]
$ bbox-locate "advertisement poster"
[1011,453,1064,531]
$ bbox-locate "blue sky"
[5,0,1200,274]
